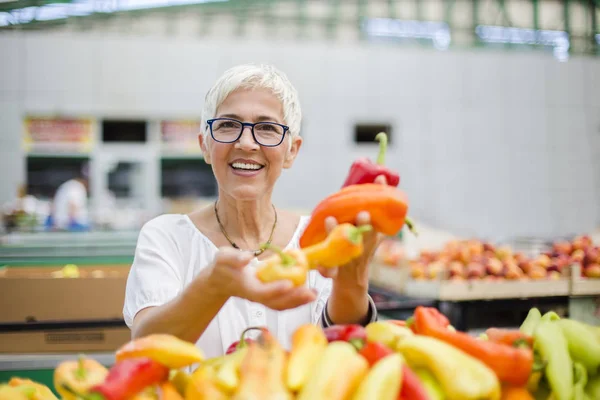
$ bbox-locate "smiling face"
[199,87,302,201]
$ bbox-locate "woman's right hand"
[204,247,317,311]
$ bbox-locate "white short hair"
[200,63,302,142]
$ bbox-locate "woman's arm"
[131,267,229,342]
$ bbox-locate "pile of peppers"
[3,305,600,400]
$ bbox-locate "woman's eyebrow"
[218,113,280,122]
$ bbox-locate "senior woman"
[123,63,385,358]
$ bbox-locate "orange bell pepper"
[54,357,108,400]
[115,334,205,369]
[500,385,534,400]
[485,328,534,348]
[299,184,409,248]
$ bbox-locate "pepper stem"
[239,326,264,349]
[75,355,87,380]
[405,217,418,236]
[260,243,296,266]
[375,132,388,165]
[348,224,373,244]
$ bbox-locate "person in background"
[123,63,387,358]
[49,163,90,231]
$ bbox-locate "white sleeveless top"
[123,214,332,358]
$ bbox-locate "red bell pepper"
[323,324,367,349]
[399,365,430,400]
[358,341,394,367]
[61,357,170,400]
[342,132,400,188]
[225,326,266,354]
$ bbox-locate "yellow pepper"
[53,357,108,400]
[215,346,249,394]
[115,334,205,369]
[7,378,58,400]
[365,321,414,350]
[186,365,228,400]
[297,341,369,400]
[302,223,372,269]
[286,324,328,392]
[0,385,30,400]
[350,353,404,400]
[398,335,501,400]
[255,245,309,287]
[169,370,191,398]
[232,328,293,400]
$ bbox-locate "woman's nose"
[235,126,260,150]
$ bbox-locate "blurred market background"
[0,0,599,388]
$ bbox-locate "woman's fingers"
[324,216,338,234]
[250,281,317,310]
[215,247,254,269]
[374,175,388,185]
[317,265,338,279]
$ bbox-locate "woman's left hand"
[316,174,388,284]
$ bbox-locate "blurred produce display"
[409,235,600,282]
[4,306,599,400]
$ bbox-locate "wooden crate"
[570,264,600,296]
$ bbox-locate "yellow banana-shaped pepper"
[215,346,249,393]
[54,357,108,400]
[351,353,404,400]
[186,365,229,400]
[7,378,58,400]
[233,329,293,400]
[8,377,58,400]
[297,341,369,400]
[286,324,328,392]
[169,370,191,397]
[116,334,205,369]
[398,335,501,400]
[0,385,30,400]
[365,321,414,350]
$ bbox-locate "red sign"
[160,120,201,154]
[23,117,94,153]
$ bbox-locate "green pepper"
[520,308,542,336]
[573,362,592,400]
[533,320,573,400]
[586,373,600,399]
[541,311,561,322]
[413,368,445,400]
[557,319,600,376]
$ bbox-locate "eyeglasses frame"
[206,117,290,147]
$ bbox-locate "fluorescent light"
[475,25,570,61]
[0,0,228,26]
[362,18,452,50]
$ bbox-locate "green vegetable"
[557,319,600,376]
[533,320,573,400]
[573,362,591,400]
[541,311,561,322]
[586,373,600,399]
[520,308,542,336]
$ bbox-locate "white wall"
[0,31,599,241]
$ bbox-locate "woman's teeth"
[231,162,263,170]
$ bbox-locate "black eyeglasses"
[206,117,289,147]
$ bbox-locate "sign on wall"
[160,120,202,155]
[23,116,95,154]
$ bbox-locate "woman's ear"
[283,136,302,169]
[198,133,212,164]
